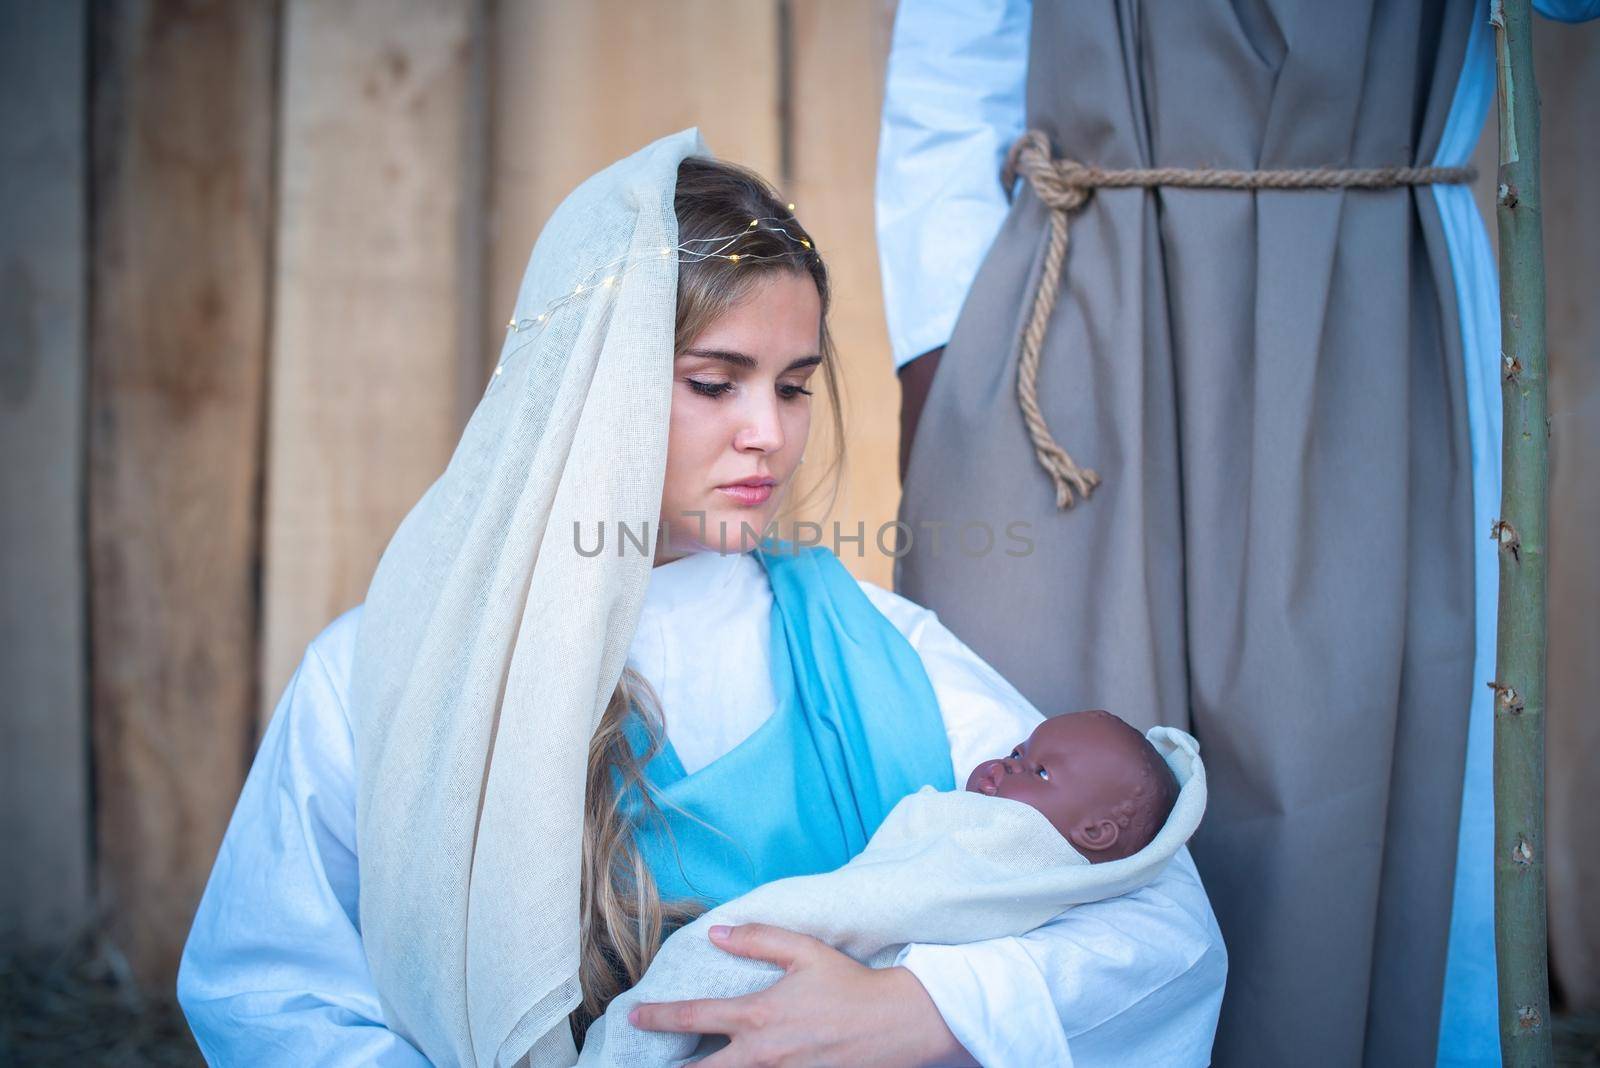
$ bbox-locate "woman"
[177,129,1225,1067]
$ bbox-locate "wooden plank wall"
[0,0,92,947]
[259,0,486,724]
[485,0,782,372]
[87,0,277,987]
[1,0,1594,1010]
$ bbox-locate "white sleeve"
[893,851,1227,1068]
[859,580,1228,1068]
[177,608,429,1067]
[876,0,1031,369]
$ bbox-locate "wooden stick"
[1489,0,1553,1062]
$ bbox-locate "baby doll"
[965,708,1181,862]
[579,711,1205,1065]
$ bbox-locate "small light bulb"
[603,276,615,287]
[493,365,504,376]
[787,202,796,211]
[800,238,811,249]
[574,283,583,294]
[536,313,546,322]
[749,219,759,228]
[507,319,517,330]
[728,254,741,263]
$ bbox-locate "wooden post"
[1489,0,1553,1062]
[88,0,276,987]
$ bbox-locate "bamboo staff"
[1489,0,1553,1063]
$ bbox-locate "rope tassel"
[1000,129,1475,510]
[1016,206,1099,508]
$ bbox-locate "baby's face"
[965,710,1173,862]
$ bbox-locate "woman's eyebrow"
[677,347,822,372]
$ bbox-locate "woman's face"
[657,270,823,563]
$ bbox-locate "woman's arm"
[895,850,1226,1067]
[177,608,428,1067]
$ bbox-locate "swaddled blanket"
[576,726,1206,1066]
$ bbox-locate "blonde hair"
[571,156,847,1044]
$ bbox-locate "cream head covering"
[348,128,708,1067]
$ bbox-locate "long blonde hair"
[571,156,847,1042]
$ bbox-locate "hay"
[0,930,202,1067]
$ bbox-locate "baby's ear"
[1070,818,1120,856]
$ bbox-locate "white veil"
[348,128,707,1067]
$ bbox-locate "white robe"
[178,549,1226,1067]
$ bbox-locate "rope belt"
[999,129,1477,509]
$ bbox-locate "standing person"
[178,129,1226,1066]
[879,1,1597,1064]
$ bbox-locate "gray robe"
[896,2,1477,1063]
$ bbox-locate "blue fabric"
[618,542,958,907]
[1432,9,1503,1062]
[1537,0,1600,21]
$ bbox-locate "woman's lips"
[716,483,773,506]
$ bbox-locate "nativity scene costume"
[178,129,1226,1067]
[879,0,1596,1063]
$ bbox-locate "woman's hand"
[628,923,970,1068]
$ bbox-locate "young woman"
[178,130,1225,1067]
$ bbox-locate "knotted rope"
[1000,129,1477,508]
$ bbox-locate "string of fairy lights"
[489,209,813,383]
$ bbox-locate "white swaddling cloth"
[575,726,1206,1066]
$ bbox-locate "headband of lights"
[490,209,815,382]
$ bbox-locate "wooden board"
[259,0,486,718]
[0,0,92,950]
[484,0,783,383]
[87,0,275,985]
[787,0,901,589]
